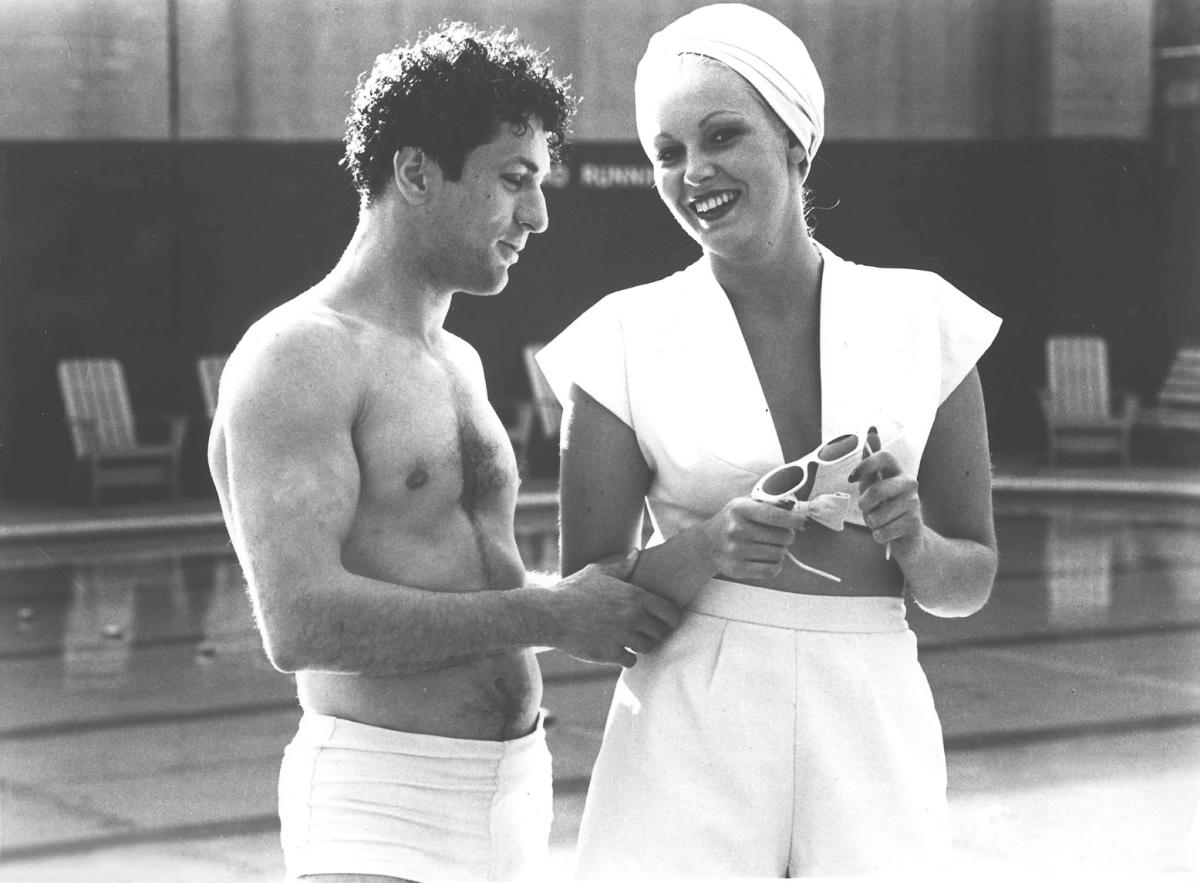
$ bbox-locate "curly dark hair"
[343,21,577,205]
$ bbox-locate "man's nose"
[518,185,549,233]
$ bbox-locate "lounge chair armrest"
[491,395,532,414]
[1116,392,1139,425]
[138,412,190,450]
[96,443,178,459]
[1037,388,1054,419]
[491,397,535,438]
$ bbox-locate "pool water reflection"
[1,499,1198,875]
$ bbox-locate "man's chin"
[460,272,509,297]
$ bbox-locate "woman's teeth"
[692,191,736,219]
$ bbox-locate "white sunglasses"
[750,426,888,582]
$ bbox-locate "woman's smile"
[643,58,805,260]
[690,190,740,222]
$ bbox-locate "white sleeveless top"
[537,245,1001,543]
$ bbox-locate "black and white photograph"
[0,1,1197,879]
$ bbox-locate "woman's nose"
[683,153,715,187]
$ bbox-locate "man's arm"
[212,326,677,675]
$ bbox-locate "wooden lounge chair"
[1038,335,1137,466]
[1137,343,1200,437]
[494,394,535,477]
[522,343,563,444]
[196,353,229,421]
[57,358,188,505]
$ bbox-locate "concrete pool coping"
[2,464,1198,542]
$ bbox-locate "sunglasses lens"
[761,464,807,496]
[818,433,860,462]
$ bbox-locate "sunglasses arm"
[784,551,841,583]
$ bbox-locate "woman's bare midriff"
[297,648,543,742]
[741,524,905,598]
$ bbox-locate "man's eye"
[655,147,681,164]
[503,175,523,188]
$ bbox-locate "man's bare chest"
[352,365,517,515]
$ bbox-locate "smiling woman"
[639,54,814,263]
[537,2,1002,878]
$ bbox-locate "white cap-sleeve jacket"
[537,245,1001,543]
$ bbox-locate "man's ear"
[393,146,438,204]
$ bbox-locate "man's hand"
[549,551,682,667]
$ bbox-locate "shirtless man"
[207,24,680,882]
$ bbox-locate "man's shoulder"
[237,292,390,374]
[441,331,484,368]
[222,295,369,407]
[237,295,357,356]
[438,329,475,354]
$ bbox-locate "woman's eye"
[502,174,523,188]
[656,146,681,164]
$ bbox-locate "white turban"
[634,3,825,168]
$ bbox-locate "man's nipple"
[405,466,430,490]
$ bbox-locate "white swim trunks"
[575,581,949,879]
[279,712,552,881]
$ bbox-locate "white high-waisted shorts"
[279,712,552,881]
[575,580,949,879]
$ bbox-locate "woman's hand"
[851,451,924,560]
[848,371,998,617]
[698,496,808,581]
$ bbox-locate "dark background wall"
[0,0,1195,501]
[0,137,1172,499]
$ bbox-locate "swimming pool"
[1,498,1198,875]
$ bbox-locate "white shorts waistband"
[290,711,546,763]
[690,579,908,633]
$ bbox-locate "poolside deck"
[2,458,1198,879]
[2,459,1199,543]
